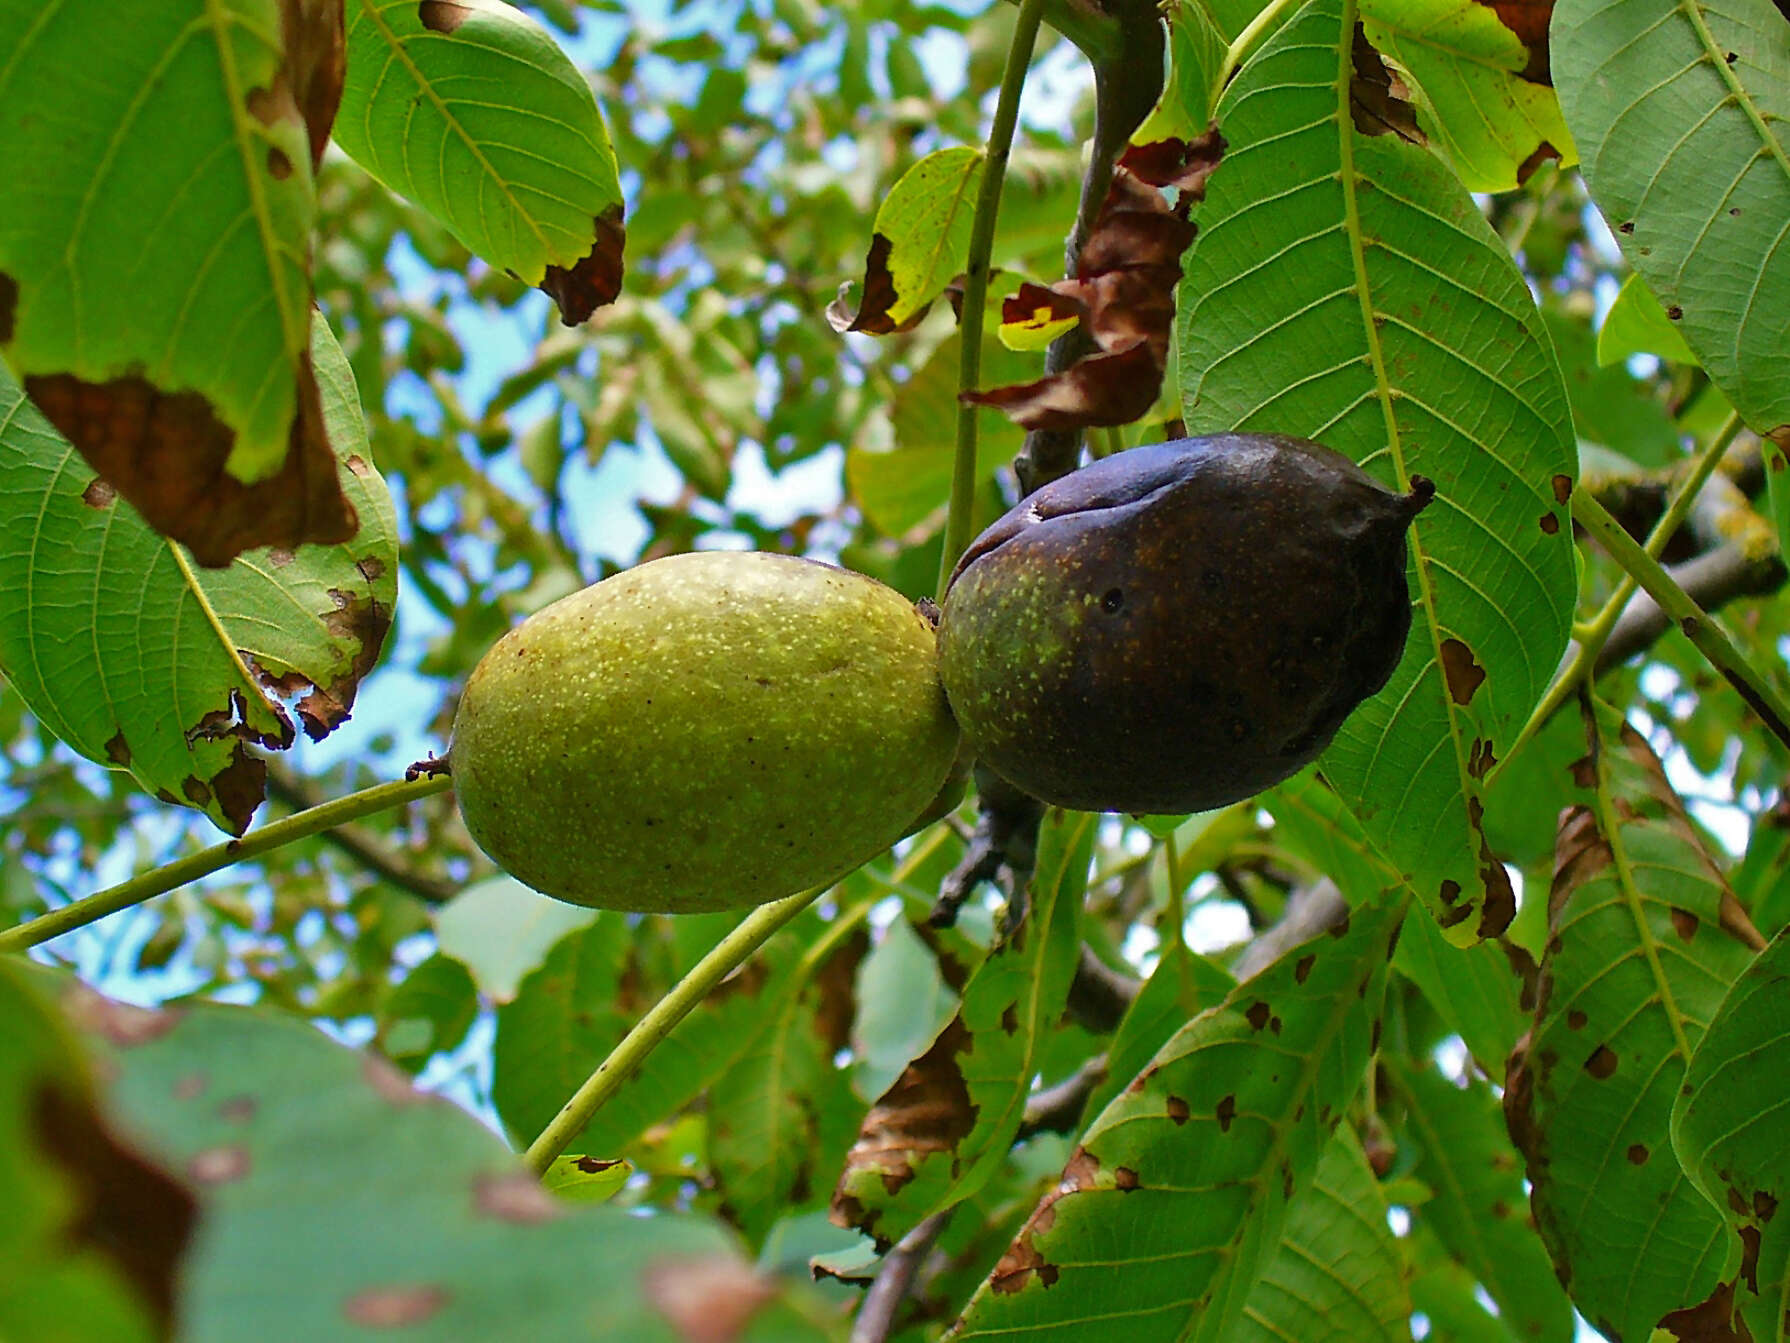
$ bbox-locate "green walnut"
[451,551,960,912]
[938,434,1433,815]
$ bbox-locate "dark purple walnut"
[937,435,1434,815]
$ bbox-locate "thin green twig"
[1572,487,1790,751]
[1494,412,1745,780]
[938,0,1048,600]
[523,882,827,1174]
[0,773,455,955]
[1163,831,1187,956]
[523,829,954,1175]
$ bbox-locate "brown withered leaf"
[829,1017,976,1247]
[540,204,626,325]
[826,234,934,336]
[274,0,346,171]
[1479,0,1554,84]
[961,129,1223,432]
[1349,26,1425,144]
[26,348,356,568]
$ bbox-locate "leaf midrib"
[1334,0,1479,914]
[356,0,553,260]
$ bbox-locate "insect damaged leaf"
[0,317,398,834]
[962,133,1223,431]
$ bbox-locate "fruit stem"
[1163,830,1187,955]
[1571,483,1790,752]
[0,773,455,955]
[522,881,827,1175]
[938,0,1049,601]
[1494,412,1743,779]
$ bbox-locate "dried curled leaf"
[962,131,1224,431]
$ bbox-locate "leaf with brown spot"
[0,317,397,833]
[1182,0,1577,955]
[1348,25,1426,142]
[62,980,834,1340]
[335,0,625,322]
[962,132,1223,431]
[642,1256,777,1343]
[951,896,1403,1341]
[832,810,1093,1246]
[1556,0,1790,558]
[1391,1060,1574,1342]
[1358,0,1574,191]
[1505,698,1759,1341]
[1674,922,1790,1340]
[3,963,198,1342]
[540,206,627,326]
[827,147,983,336]
[0,0,348,560]
[343,1285,451,1327]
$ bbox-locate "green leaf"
[432,874,596,1004]
[0,316,399,834]
[1134,0,1229,140]
[69,984,831,1342]
[829,146,984,334]
[1555,0,1790,508]
[1179,0,1578,945]
[1505,704,1758,1340]
[1406,1229,1520,1343]
[0,966,186,1343]
[1083,941,1236,1118]
[851,914,960,1102]
[1393,906,1529,1073]
[1234,1126,1410,1343]
[1359,0,1575,191]
[540,1155,631,1204]
[1672,922,1790,1341]
[949,895,1404,1342]
[489,912,638,1148]
[1545,301,1683,470]
[1391,1061,1574,1343]
[847,315,1030,538]
[490,910,833,1160]
[335,0,624,321]
[378,954,479,1074]
[709,910,871,1245]
[0,0,319,481]
[1598,273,1698,369]
[831,809,1092,1245]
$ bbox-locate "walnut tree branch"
[1013,1,1165,494]
[264,760,458,904]
[850,1210,954,1343]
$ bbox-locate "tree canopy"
[2,0,1789,1340]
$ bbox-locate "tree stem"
[937,0,1048,600]
[1572,486,1790,752]
[522,881,828,1174]
[0,773,454,955]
